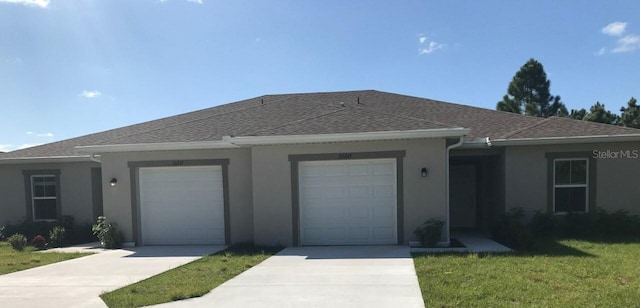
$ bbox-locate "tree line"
[496,58,639,128]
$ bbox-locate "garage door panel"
[347,163,370,176]
[300,158,397,245]
[349,227,369,240]
[373,227,394,240]
[374,184,394,197]
[373,205,394,219]
[139,166,225,245]
[301,186,323,199]
[348,185,371,198]
[325,228,347,240]
[324,206,346,221]
[348,206,370,219]
[373,163,394,175]
[323,164,346,176]
[326,186,347,198]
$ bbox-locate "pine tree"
[497,58,567,117]
[619,97,640,128]
[583,102,619,125]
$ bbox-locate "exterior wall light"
[109,178,118,187]
[421,168,428,178]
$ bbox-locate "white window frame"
[31,174,58,221]
[552,158,589,214]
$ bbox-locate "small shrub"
[501,207,640,246]
[49,226,66,248]
[3,219,57,241]
[31,235,47,250]
[8,233,28,251]
[2,216,97,247]
[605,210,640,238]
[92,216,124,249]
[530,210,557,238]
[553,209,640,241]
[414,219,445,247]
[491,207,534,250]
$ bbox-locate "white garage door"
[139,166,225,245]
[299,158,397,245]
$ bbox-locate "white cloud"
[598,21,639,54]
[0,0,50,8]
[602,21,627,36]
[0,143,42,151]
[80,90,102,99]
[26,131,54,137]
[419,41,445,55]
[418,35,446,55]
[612,34,640,53]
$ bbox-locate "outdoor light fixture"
[421,168,428,178]
[109,178,118,187]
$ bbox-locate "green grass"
[414,240,640,307]
[0,241,91,275]
[101,244,282,308]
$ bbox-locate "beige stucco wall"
[0,162,99,225]
[100,149,253,244]
[251,139,448,246]
[505,141,640,216]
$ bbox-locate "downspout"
[445,136,465,244]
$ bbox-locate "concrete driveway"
[153,245,424,308]
[0,245,225,308]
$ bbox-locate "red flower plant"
[31,235,47,250]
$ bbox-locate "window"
[31,175,58,220]
[553,159,588,213]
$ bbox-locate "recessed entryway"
[298,158,398,245]
[139,166,225,245]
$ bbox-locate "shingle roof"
[2,90,639,159]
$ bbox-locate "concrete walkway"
[0,245,225,308]
[152,245,424,308]
[455,234,513,253]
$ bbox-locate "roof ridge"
[500,117,552,139]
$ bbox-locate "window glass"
[33,199,57,220]
[554,159,588,213]
[31,175,57,220]
[555,187,587,212]
[571,160,587,184]
[554,160,571,185]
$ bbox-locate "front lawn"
[101,244,282,308]
[0,241,91,275]
[414,240,640,307]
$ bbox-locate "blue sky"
[1,0,639,151]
